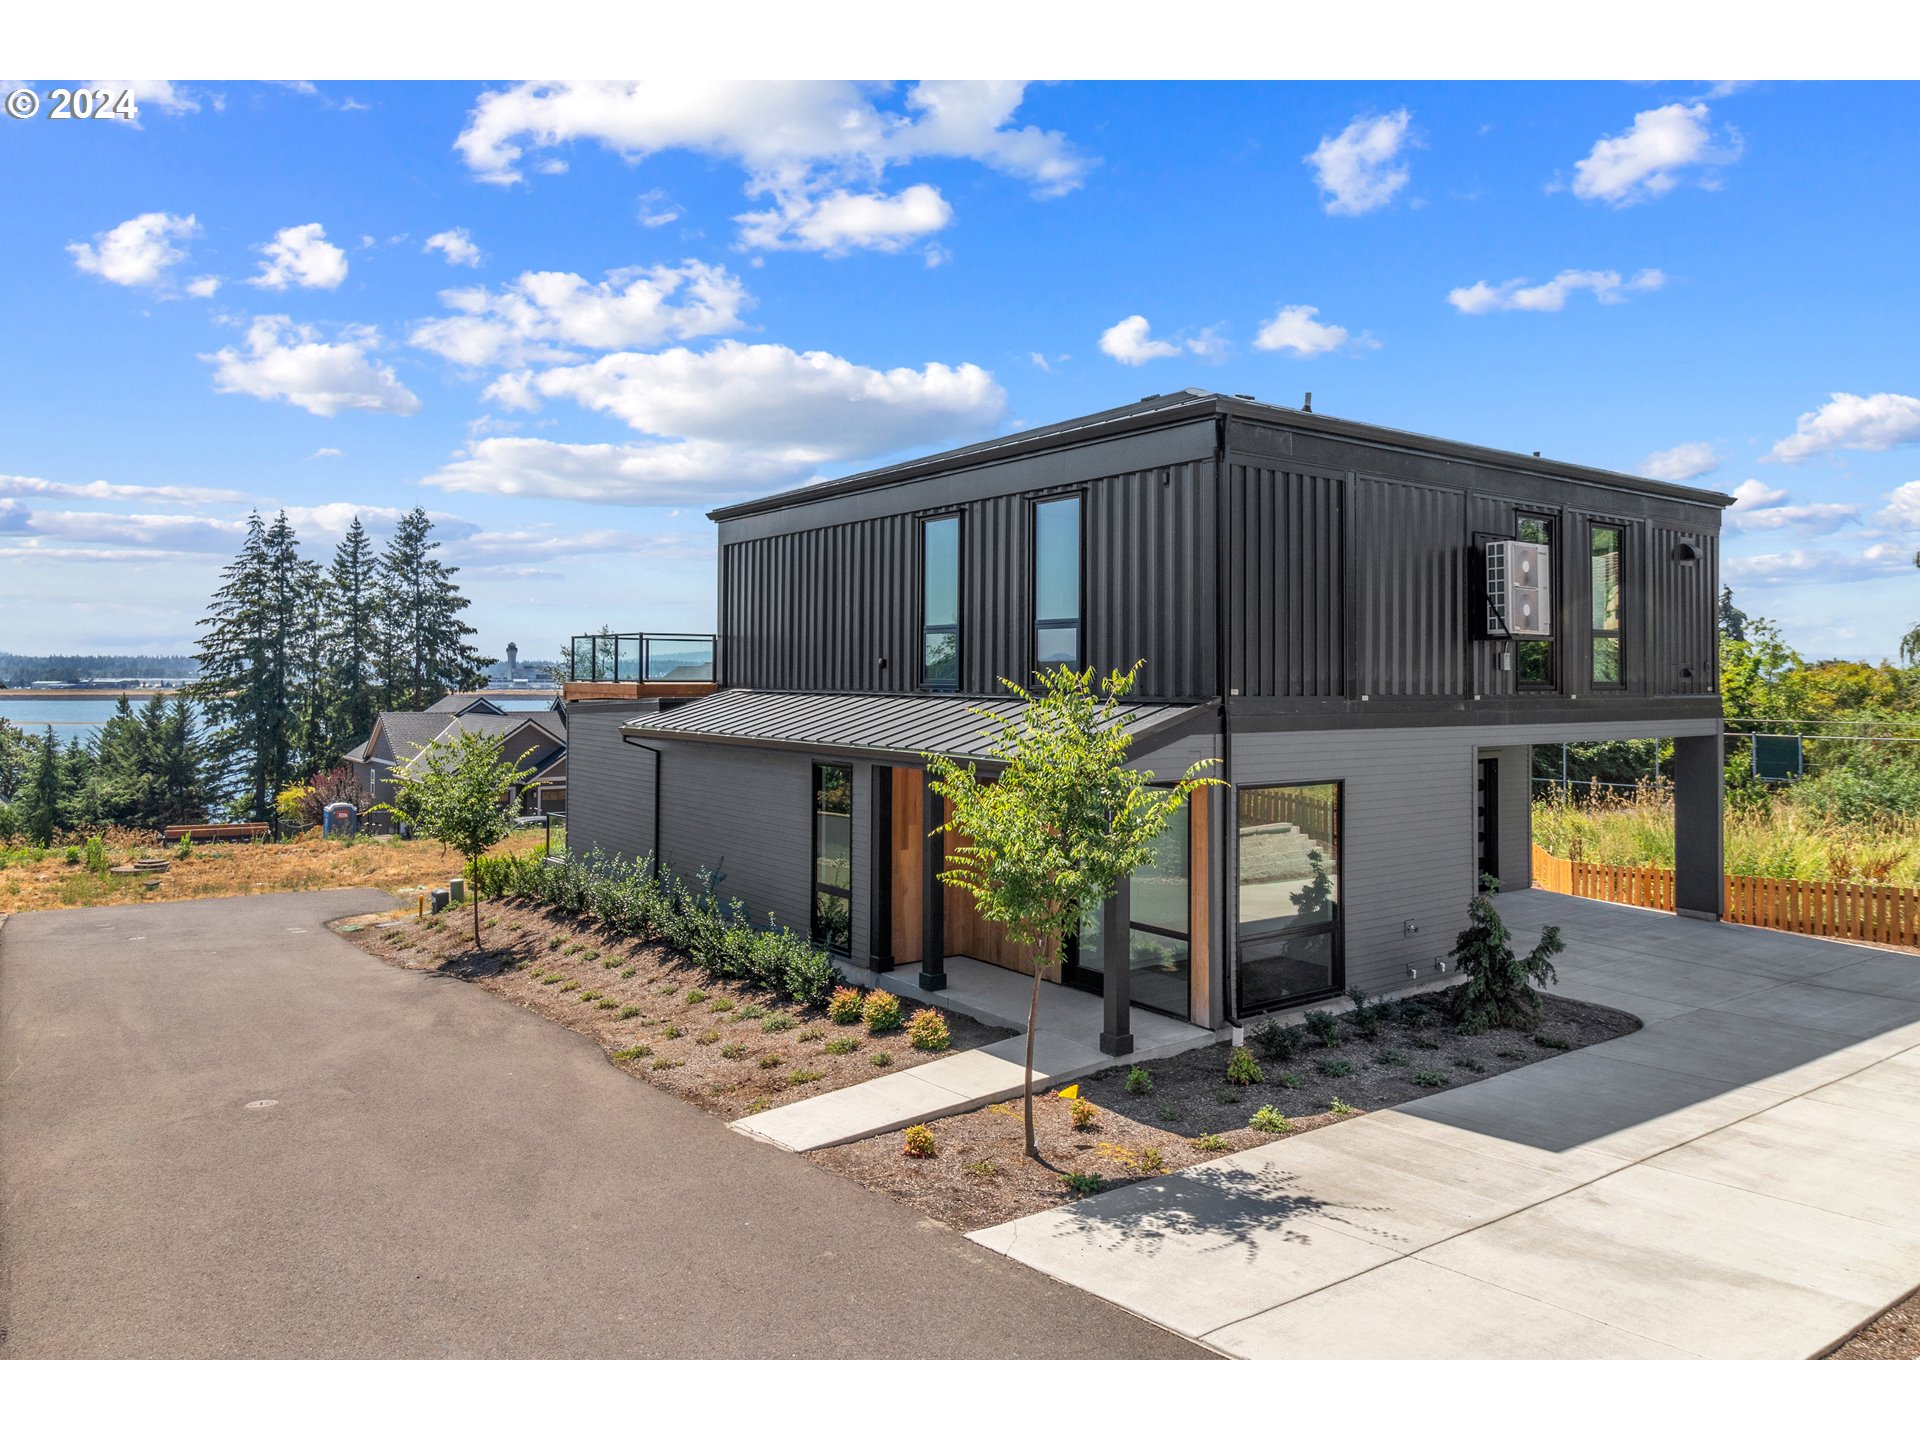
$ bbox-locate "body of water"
[0,693,559,731]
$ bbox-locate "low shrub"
[1274,1070,1302,1089]
[1063,1171,1104,1196]
[1345,986,1380,1039]
[1249,1105,1293,1135]
[824,1035,859,1055]
[1225,1045,1263,1086]
[1318,1058,1354,1078]
[1329,1097,1357,1116]
[762,1014,796,1034]
[611,1044,652,1061]
[902,1124,937,1158]
[1069,1096,1097,1130]
[788,1068,826,1086]
[1250,1018,1296,1062]
[617,1004,642,1019]
[720,1042,747,1059]
[1411,1070,1446,1087]
[1124,1065,1153,1096]
[1376,1048,1407,1067]
[906,1007,950,1052]
[1533,1031,1572,1050]
[827,986,865,1025]
[685,988,709,1004]
[870,1052,893,1068]
[863,989,903,1035]
[1304,1010,1341,1047]
[1191,1133,1230,1152]
[709,995,735,1013]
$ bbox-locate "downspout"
[1212,412,1240,1032]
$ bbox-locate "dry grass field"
[0,826,546,913]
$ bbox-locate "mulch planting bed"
[1826,1287,1920,1360]
[335,898,1011,1122]
[811,984,1639,1232]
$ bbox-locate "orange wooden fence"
[1530,844,1920,947]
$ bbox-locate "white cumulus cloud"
[1098,315,1225,366]
[737,183,953,255]
[1253,304,1376,358]
[452,80,1089,255]
[409,261,751,369]
[201,316,420,418]
[1765,392,1920,463]
[1724,544,1909,586]
[0,473,247,505]
[67,211,200,287]
[424,437,807,506]
[248,223,349,290]
[1305,109,1413,216]
[1638,441,1720,482]
[1448,268,1666,315]
[1723,478,1857,533]
[1570,102,1742,206]
[423,228,483,267]
[1875,480,1920,531]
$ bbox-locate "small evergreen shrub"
[685,988,708,1004]
[902,1124,937,1158]
[1376,1047,1408,1067]
[1448,880,1566,1029]
[762,1014,796,1034]
[862,989,903,1035]
[1411,1070,1447,1087]
[1275,1070,1302,1089]
[618,1005,642,1020]
[1250,1018,1296,1062]
[1249,1105,1293,1135]
[1063,1171,1104,1196]
[1225,1045,1263,1086]
[827,986,865,1025]
[906,1007,951,1052]
[870,1052,893,1068]
[1533,1031,1572,1050]
[1318,1058,1354,1078]
[787,1069,825,1086]
[1124,1065,1153,1095]
[824,1035,858,1055]
[1346,986,1380,1039]
[1304,1010,1341,1047]
[720,1042,747,1059]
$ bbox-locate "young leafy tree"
[1902,551,1920,667]
[1448,877,1566,1030]
[376,727,536,947]
[925,663,1218,1160]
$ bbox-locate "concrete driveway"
[972,892,1920,1359]
[0,890,1203,1359]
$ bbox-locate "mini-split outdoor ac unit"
[1484,539,1551,637]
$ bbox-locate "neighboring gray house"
[342,694,566,832]
[564,390,1729,1054]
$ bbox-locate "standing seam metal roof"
[618,688,1206,762]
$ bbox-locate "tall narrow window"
[1236,783,1342,1013]
[1516,515,1557,689]
[1033,495,1082,670]
[1591,524,1623,687]
[1075,793,1190,1017]
[921,515,960,691]
[811,763,852,953]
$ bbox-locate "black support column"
[1672,731,1725,921]
[1099,875,1133,1056]
[918,768,946,990]
[868,765,894,972]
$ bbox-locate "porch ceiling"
[619,687,1213,765]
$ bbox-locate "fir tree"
[320,516,383,755]
[19,728,61,845]
[1448,878,1566,1030]
[376,508,490,710]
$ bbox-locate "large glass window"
[1033,495,1082,670]
[1236,783,1341,1012]
[1076,796,1190,1017]
[921,515,960,691]
[1516,515,1557,689]
[811,763,852,953]
[1590,524,1623,687]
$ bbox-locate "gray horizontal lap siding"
[564,704,657,866]
[656,740,814,939]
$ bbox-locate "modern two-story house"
[563,390,1729,1054]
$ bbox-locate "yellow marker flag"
[1058,1084,1079,1100]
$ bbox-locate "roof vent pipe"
[1302,391,1312,412]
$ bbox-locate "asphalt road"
[0,890,1205,1359]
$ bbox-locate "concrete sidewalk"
[733,955,1213,1151]
[969,892,1920,1359]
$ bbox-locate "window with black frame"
[1590,524,1623,687]
[811,763,852,953]
[1032,494,1082,671]
[1236,783,1341,1012]
[921,515,960,691]
[1074,794,1190,1017]
[1516,515,1557,688]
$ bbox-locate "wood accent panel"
[890,767,922,966]
[562,680,719,702]
[1188,787,1212,1026]
[940,797,1056,979]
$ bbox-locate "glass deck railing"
[566,632,716,684]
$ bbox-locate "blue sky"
[3,79,1917,662]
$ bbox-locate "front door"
[1476,756,1500,890]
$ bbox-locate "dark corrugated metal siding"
[1650,524,1719,695]
[1354,477,1467,697]
[1226,463,1345,697]
[719,459,1218,701]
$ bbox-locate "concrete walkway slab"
[966,892,1920,1359]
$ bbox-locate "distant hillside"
[0,653,199,685]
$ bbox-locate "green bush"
[906,1007,951,1052]
[1317,1058,1353,1078]
[1225,1044,1263,1086]
[862,989,903,1035]
[1303,1009,1341,1047]
[1248,1105,1293,1135]
[1124,1065,1153,1095]
[902,1124,937,1158]
[1250,1018,1296,1062]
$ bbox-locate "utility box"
[1485,539,1552,637]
